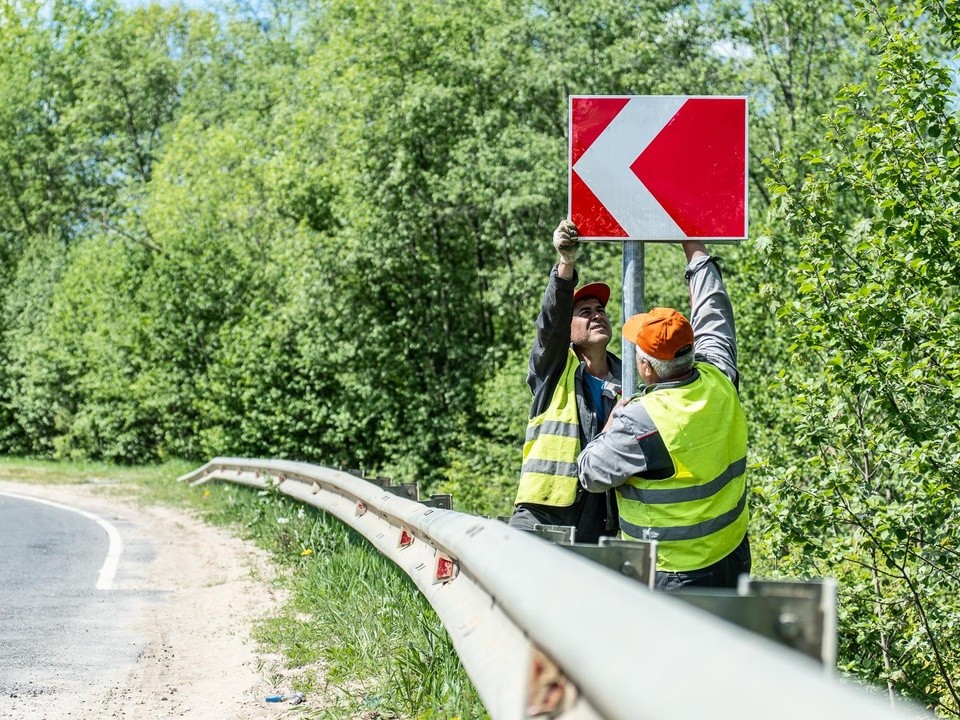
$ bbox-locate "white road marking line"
[0,491,124,590]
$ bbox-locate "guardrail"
[179,457,929,720]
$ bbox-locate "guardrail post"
[671,577,838,665]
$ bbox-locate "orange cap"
[622,308,694,360]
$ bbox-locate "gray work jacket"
[511,265,622,543]
[527,266,623,451]
[578,254,738,492]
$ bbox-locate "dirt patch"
[0,480,306,720]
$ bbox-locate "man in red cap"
[509,219,622,543]
[578,240,750,589]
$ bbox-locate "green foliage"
[438,348,529,517]
[0,0,227,460]
[763,1,960,714]
[0,0,726,483]
[29,235,159,461]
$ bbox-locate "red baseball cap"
[622,307,694,360]
[573,282,610,307]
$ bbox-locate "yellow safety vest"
[515,349,582,507]
[618,363,748,571]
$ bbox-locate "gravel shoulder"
[0,479,294,720]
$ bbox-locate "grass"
[0,456,195,488]
[0,456,487,719]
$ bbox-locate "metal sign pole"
[621,239,645,398]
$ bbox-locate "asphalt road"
[0,492,144,702]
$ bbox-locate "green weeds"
[0,456,193,489]
[179,477,485,718]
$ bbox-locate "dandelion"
[203,489,211,497]
[300,548,314,557]
[297,507,306,520]
[277,517,290,524]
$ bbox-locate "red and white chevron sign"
[569,95,748,241]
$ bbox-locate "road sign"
[569,95,748,241]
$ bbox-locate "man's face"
[571,297,612,349]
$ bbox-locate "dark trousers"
[509,489,618,545]
[655,534,752,591]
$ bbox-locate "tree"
[0,0,239,459]
[767,1,960,712]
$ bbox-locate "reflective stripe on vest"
[515,349,582,507]
[618,363,748,571]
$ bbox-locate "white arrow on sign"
[573,96,686,239]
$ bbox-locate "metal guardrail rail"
[179,457,928,720]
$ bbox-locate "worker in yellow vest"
[578,240,750,589]
[509,219,622,543]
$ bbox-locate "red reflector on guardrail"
[399,528,414,548]
[355,501,367,517]
[527,648,577,716]
[434,553,457,584]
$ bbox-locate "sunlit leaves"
[770,1,960,713]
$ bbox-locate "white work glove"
[552,219,579,264]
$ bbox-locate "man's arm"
[578,403,657,492]
[527,266,577,393]
[527,220,580,393]
[682,240,738,387]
